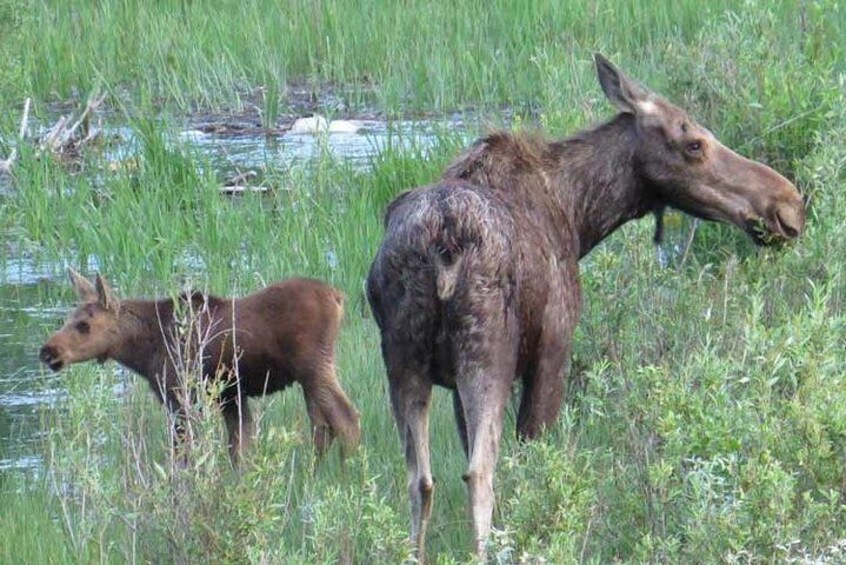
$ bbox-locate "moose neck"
[554,113,656,258]
[109,299,174,379]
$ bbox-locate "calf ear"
[594,53,652,115]
[95,274,120,314]
[68,268,97,302]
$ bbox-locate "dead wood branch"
[3,93,105,176]
[0,98,30,175]
[39,92,106,157]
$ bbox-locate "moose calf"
[40,269,361,463]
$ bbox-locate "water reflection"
[0,282,64,479]
[99,117,455,187]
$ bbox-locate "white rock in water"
[178,129,207,141]
[327,119,362,133]
[290,115,328,133]
[289,115,361,134]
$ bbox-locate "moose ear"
[594,53,652,115]
[95,274,120,314]
[68,268,97,301]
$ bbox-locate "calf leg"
[164,391,192,466]
[303,389,334,457]
[221,395,253,464]
[302,366,361,458]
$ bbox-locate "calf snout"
[39,344,65,372]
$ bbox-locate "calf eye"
[75,321,90,334]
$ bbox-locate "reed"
[4,0,842,115]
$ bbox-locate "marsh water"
[0,116,462,477]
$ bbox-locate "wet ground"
[0,103,473,477]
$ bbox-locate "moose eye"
[75,321,90,334]
[686,141,703,155]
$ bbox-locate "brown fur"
[40,271,361,463]
[366,54,805,561]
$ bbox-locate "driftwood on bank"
[38,93,106,167]
[0,93,106,176]
[0,98,30,175]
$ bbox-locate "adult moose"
[366,54,805,561]
[41,270,361,463]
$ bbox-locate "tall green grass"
[2,0,843,115]
[1,0,846,562]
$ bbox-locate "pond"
[0,116,462,478]
[0,268,63,475]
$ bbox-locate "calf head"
[595,54,805,244]
[40,269,122,372]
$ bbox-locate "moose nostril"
[40,345,59,362]
[39,344,65,372]
[775,207,802,239]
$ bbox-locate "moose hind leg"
[304,367,362,458]
[304,389,335,458]
[386,353,435,563]
[452,390,470,458]
[457,332,518,559]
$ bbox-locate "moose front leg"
[221,395,253,465]
[164,391,192,467]
[516,337,570,440]
[517,272,578,440]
